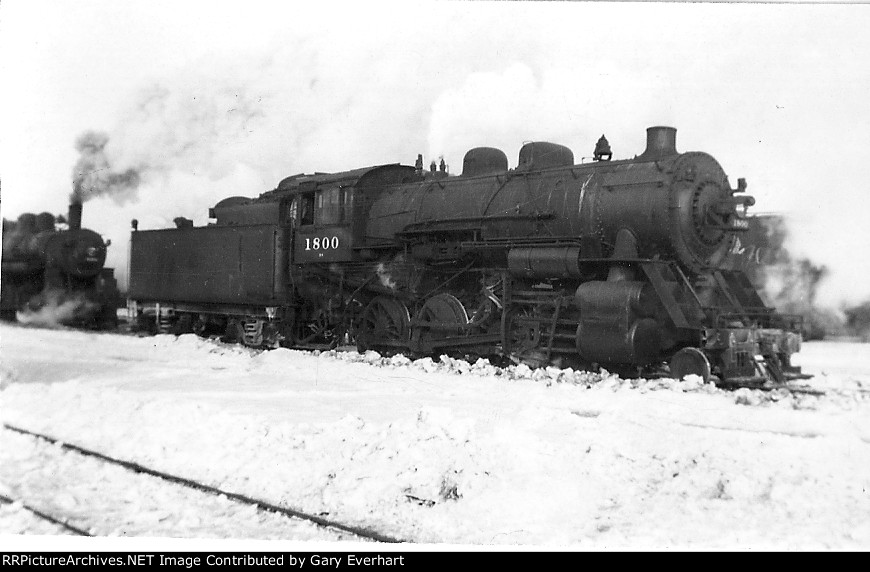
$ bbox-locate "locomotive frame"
[127,126,808,387]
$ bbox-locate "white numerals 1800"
[304,236,340,251]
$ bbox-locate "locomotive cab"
[273,164,419,265]
[290,184,355,264]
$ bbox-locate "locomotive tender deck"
[128,126,807,386]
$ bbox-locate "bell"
[593,135,612,161]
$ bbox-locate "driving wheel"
[356,296,411,353]
[411,293,469,352]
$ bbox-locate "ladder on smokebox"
[509,289,576,362]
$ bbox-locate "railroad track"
[2,423,402,542]
[0,492,93,536]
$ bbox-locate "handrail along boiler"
[127,126,808,386]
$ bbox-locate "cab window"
[341,188,353,222]
[299,193,315,226]
[283,197,297,225]
[318,187,341,225]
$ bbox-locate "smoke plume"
[843,302,870,342]
[733,216,844,339]
[71,131,143,204]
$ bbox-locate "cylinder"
[577,318,661,365]
[575,280,661,365]
[575,280,658,318]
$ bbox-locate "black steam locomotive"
[1,202,120,328]
[128,126,807,387]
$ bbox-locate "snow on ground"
[0,431,359,541]
[0,494,74,537]
[1,323,869,549]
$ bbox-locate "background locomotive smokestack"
[69,201,83,231]
[641,126,678,159]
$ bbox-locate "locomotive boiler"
[1,201,120,327]
[127,126,807,387]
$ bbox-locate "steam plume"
[15,289,100,329]
[376,263,397,290]
[736,216,843,339]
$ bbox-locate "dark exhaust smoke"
[71,131,143,205]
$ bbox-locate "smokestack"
[69,202,83,231]
[640,126,678,160]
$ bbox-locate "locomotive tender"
[1,202,120,327]
[128,126,807,386]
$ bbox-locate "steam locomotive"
[1,202,120,328]
[127,126,808,387]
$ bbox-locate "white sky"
[1,0,869,307]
